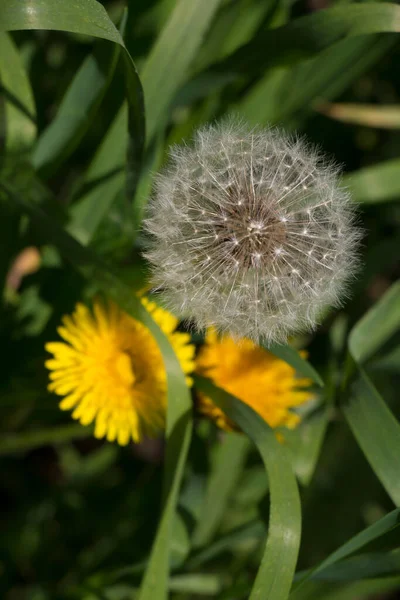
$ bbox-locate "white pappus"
[144,119,361,344]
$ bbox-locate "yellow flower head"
[45,299,195,446]
[195,330,313,432]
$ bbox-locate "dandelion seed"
[144,119,361,344]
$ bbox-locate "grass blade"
[196,376,301,600]
[343,159,400,204]
[192,433,250,548]
[0,32,36,151]
[32,40,121,173]
[349,281,400,364]
[265,342,324,387]
[343,370,400,507]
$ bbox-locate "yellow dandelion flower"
[195,329,313,432]
[45,299,195,446]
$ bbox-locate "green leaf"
[192,433,250,548]
[265,342,324,387]
[141,0,223,143]
[32,38,121,173]
[349,281,400,364]
[343,370,400,507]
[0,0,126,43]
[238,36,395,128]
[0,32,36,151]
[189,521,266,569]
[284,405,329,487]
[210,4,400,80]
[1,0,145,235]
[343,158,400,204]
[0,180,192,600]
[195,376,301,600]
[71,0,223,246]
[291,576,400,600]
[290,508,400,598]
[0,423,89,455]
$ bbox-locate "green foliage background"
[1,1,400,599]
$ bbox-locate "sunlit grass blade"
[342,158,400,204]
[192,433,250,548]
[0,180,192,600]
[265,342,324,387]
[195,376,301,600]
[0,32,36,151]
[343,370,400,507]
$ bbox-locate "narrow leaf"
[343,370,400,507]
[265,342,324,387]
[0,32,36,151]
[318,101,400,129]
[196,376,301,600]
[342,158,400,204]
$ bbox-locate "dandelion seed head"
[144,119,361,344]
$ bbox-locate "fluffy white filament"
[144,120,361,344]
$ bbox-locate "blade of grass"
[71,0,222,246]
[342,159,400,204]
[32,32,122,174]
[192,433,250,548]
[343,370,400,507]
[317,101,400,129]
[349,281,400,365]
[209,4,400,81]
[1,0,145,231]
[0,423,89,455]
[195,376,301,600]
[0,32,36,151]
[265,342,324,387]
[290,508,400,598]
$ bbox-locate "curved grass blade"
[265,342,324,387]
[1,0,145,230]
[195,375,301,600]
[0,32,36,151]
[342,159,400,204]
[0,180,192,600]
